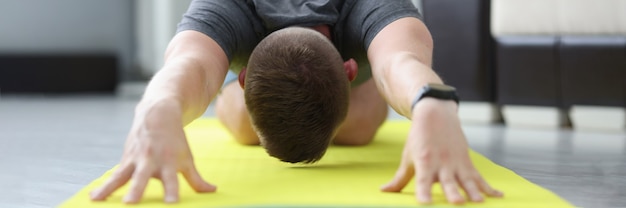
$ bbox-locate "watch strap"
[410,84,459,113]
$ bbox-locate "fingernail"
[382,185,399,192]
[418,199,432,204]
[164,195,178,203]
[418,195,431,204]
[123,195,135,204]
[208,184,217,192]
[495,190,504,197]
[200,183,216,192]
[89,190,102,200]
[450,197,465,205]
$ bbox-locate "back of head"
[245,27,349,163]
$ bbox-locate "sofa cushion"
[495,36,560,106]
[559,36,626,107]
[491,0,626,35]
[491,0,559,35]
[558,0,626,35]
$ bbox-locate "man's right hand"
[89,100,216,203]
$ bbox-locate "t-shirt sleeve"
[176,0,263,62]
[335,0,422,87]
[344,0,422,50]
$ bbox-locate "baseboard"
[0,54,117,93]
[458,102,500,124]
[570,105,626,132]
[502,105,566,129]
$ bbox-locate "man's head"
[241,27,352,163]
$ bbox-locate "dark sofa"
[421,0,626,129]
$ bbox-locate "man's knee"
[334,79,388,146]
[228,128,260,145]
[334,122,378,146]
[334,106,388,146]
[215,83,260,145]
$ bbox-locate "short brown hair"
[244,27,349,163]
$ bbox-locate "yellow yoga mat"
[61,119,572,207]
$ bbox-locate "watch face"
[428,83,456,92]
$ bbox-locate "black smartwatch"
[410,83,460,112]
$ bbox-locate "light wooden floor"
[0,94,624,207]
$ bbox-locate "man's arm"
[89,30,229,203]
[368,17,437,117]
[368,17,503,204]
[146,30,229,124]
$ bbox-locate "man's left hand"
[380,98,503,204]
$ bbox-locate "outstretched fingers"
[161,168,180,203]
[182,164,216,193]
[458,172,484,202]
[123,163,154,204]
[381,155,414,193]
[414,166,435,204]
[439,169,465,204]
[90,164,134,201]
[475,173,503,198]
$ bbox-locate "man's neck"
[309,24,332,41]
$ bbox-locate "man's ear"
[343,58,358,82]
[238,67,246,89]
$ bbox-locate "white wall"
[0,0,134,80]
[135,0,192,76]
[412,0,423,12]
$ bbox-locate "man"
[89,0,503,205]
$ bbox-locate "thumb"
[381,157,414,192]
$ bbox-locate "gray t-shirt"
[177,0,421,86]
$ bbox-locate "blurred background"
[0,0,625,207]
[0,0,191,92]
[1,0,624,131]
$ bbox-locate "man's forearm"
[135,31,230,127]
[137,58,217,126]
[367,18,447,119]
[375,52,444,118]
